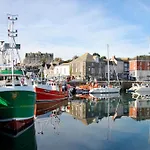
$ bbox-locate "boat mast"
[107,44,110,87]
[7,14,18,86]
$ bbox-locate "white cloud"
[0,0,149,61]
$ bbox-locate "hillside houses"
[43,53,130,81]
[23,52,150,81]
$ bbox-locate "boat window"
[0,76,4,81]
[16,76,19,80]
[15,84,21,86]
[6,83,12,86]
[6,76,12,83]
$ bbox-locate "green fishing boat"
[0,14,36,134]
[0,67,36,133]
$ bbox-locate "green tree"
[72,55,78,60]
[93,53,100,57]
[101,56,106,59]
[54,57,63,62]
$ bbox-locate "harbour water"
[1,92,150,150]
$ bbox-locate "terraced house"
[70,53,105,81]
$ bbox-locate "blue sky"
[0,0,150,60]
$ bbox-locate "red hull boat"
[35,86,68,102]
[34,80,69,102]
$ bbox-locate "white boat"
[89,44,121,94]
[127,83,139,92]
[89,86,120,94]
[135,82,150,92]
[128,82,150,93]
[131,92,150,100]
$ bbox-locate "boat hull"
[136,87,150,92]
[35,86,68,102]
[89,87,120,94]
[0,86,36,133]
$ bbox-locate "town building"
[43,62,58,78]
[129,55,150,81]
[23,52,54,74]
[54,63,70,77]
[23,52,53,66]
[70,53,105,81]
[109,56,129,80]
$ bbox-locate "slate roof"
[71,53,95,63]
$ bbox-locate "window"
[64,68,66,74]
[56,68,59,74]
[91,68,95,74]
[99,68,101,74]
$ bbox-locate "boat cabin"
[0,69,26,86]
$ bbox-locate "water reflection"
[129,92,150,121]
[1,93,150,150]
[35,108,61,135]
[35,93,150,150]
[66,94,129,125]
[0,123,37,150]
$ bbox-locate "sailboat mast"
[107,44,110,87]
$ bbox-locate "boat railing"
[0,77,28,87]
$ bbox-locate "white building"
[105,56,124,80]
[54,63,70,77]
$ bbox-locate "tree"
[101,56,106,59]
[72,55,78,60]
[62,59,72,63]
[54,57,63,62]
[93,53,100,57]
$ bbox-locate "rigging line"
[112,61,121,87]
[12,36,21,63]
[12,36,25,77]
[115,98,121,113]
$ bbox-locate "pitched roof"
[72,53,95,63]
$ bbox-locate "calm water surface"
[1,92,150,150]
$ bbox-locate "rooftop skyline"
[0,0,150,60]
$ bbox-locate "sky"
[0,0,150,60]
